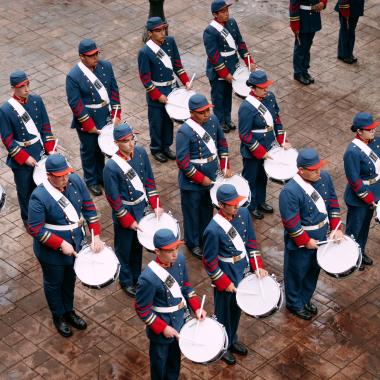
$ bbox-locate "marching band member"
[135,228,206,380]
[66,38,121,196]
[344,112,380,267]
[176,93,232,259]
[103,123,163,298]
[203,184,268,365]
[238,70,291,220]
[138,17,191,163]
[28,154,103,337]
[279,148,343,320]
[203,0,255,133]
[0,71,56,227]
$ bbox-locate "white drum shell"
[165,89,196,122]
[0,185,7,213]
[264,146,298,183]
[98,123,118,157]
[232,66,250,98]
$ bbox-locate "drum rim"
[0,191,6,211]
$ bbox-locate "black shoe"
[362,254,373,266]
[221,350,236,365]
[64,311,87,330]
[88,184,102,197]
[294,73,311,85]
[164,149,176,160]
[152,152,168,163]
[359,263,365,271]
[230,342,248,356]
[190,246,202,259]
[123,285,137,298]
[287,306,312,320]
[304,72,315,84]
[338,56,355,64]
[250,209,264,220]
[53,316,73,337]
[304,302,318,315]
[351,55,358,63]
[258,203,274,213]
[222,124,230,134]
[227,122,236,131]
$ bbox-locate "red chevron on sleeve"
[282,214,301,229]
[209,51,221,65]
[73,99,84,117]
[111,90,120,102]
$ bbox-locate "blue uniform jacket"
[238,91,284,160]
[176,115,229,191]
[28,173,100,265]
[279,171,341,250]
[343,137,380,207]
[66,59,121,131]
[289,0,326,34]
[103,145,159,228]
[137,36,189,107]
[0,94,55,168]
[203,18,250,81]
[335,0,364,17]
[203,208,263,291]
[135,252,201,344]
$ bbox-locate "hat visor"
[160,239,184,250]
[224,195,246,206]
[255,80,274,89]
[304,159,326,171]
[150,22,168,31]
[14,79,29,88]
[362,121,380,130]
[82,48,99,56]
[214,4,232,12]
[115,132,134,141]
[192,104,214,112]
[48,167,74,177]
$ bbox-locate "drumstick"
[320,220,342,256]
[91,228,94,251]
[112,106,118,127]
[252,252,265,299]
[236,288,259,296]
[282,131,287,149]
[316,237,344,246]
[188,73,196,89]
[53,138,59,153]
[194,294,206,340]
[223,156,228,177]
[179,335,206,346]
[248,53,251,72]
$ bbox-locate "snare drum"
[179,317,228,363]
[317,235,362,279]
[33,156,48,185]
[210,174,251,208]
[137,212,180,251]
[165,88,196,122]
[0,185,7,213]
[232,66,250,98]
[74,245,120,289]
[98,123,118,157]
[236,273,283,318]
[264,146,298,184]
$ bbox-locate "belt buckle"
[24,141,31,147]
[267,126,273,132]
[233,255,239,263]
[77,218,84,227]
[101,100,108,107]
[178,301,184,310]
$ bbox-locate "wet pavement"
[0,0,379,379]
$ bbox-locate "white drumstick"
[316,237,344,246]
[236,288,259,296]
[53,138,59,153]
[282,131,287,149]
[188,73,196,89]
[193,294,206,340]
[179,335,206,346]
[252,252,265,298]
[320,220,342,256]
[112,106,118,127]
[223,156,228,177]
[248,54,251,72]
[91,228,94,251]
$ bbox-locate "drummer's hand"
[158,94,168,104]
[249,62,257,72]
[305,238,319,250]
[195,308,207,321]
[83,127,100,135]
[282,142,292,150]
[222,168,234,178]
[130,221,143,232]
[163,325,179,339]
[225,282,237,293]
[263,152,272,160]
[255,268,268,278]
[154,206,164,219]
[25,156,38,167]
[60,241,77,257]
[225,73,234,83]
[330,228,344,244]
[91,235,105,253]
[201,176,213,187]
[185,81,192,90]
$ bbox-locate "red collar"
[355,133,371,145]
[117,149,133,160]
[218,209,234,222]
[156,256,172,268]
[13,94,28,105]
[250,90,264,101]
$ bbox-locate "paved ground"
[0,0,379,379]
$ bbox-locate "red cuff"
[88,222,101,236]
[213,273,232,292]
[276,135,287,146]
[249,256,263,272]
[188,297,202,313]
[44,141,55,154]
[118,212,136,229]
[219,157,230,171]
[45,234,64,250]
[290,21,300,33]
[292,231,311,247]
[81,117,96,132]
[362,192,375,205]
[111,108,121,120]
[149,316,168,335]
[329,218,342,231]
[321,0,327,7]
[251,145,267,159]
[244,56,255,67]
[179,73,190,86]
[13,149,30,165]
[148,87,163,102]
[149,195,161,210]
[190,170,205,184]
[217,67,230,79]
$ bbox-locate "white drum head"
[33,157,48,185]
[74,245,120,288]
[232,66,250,98]
[236,274,281,317]
[98,123,118,157]
[165,89,196,121]
[376,202,380,221]
[210,174,251,208]
[264,146,298,182]
[317,235,360,275]
[179,317,225,363]
[137,212,179,251]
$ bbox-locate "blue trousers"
[12,165,36,222]
[338,13,360,59]
[214,289,241,349]
[149,339,181,380]
[76,129,105,186]
[284,246,320,311]
[180,189,213,249]
[148,105,173,154]
[39,261,76,317]
[345,204,373,254]
[210,78,232,126]
[242,157,267,211]
[293,32,316,75]
[114,223,142,287]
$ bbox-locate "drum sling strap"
[245,95,274,129]
[146,39,173,70]
[7,97,43,147]
[352,138,380,181]
[111,154,148,203]
[209,20,237,53]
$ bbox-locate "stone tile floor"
[0,0,379,379]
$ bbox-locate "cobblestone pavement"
[0,0,379,379]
